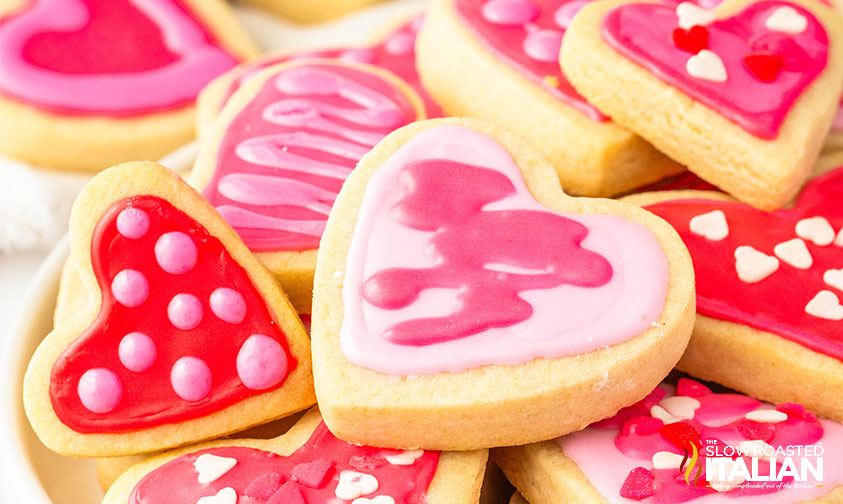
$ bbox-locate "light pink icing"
[0,0,239,115]
[203,63,417,252]
[340,125,669,375]
[559,381,843,503]
[601,1,829,139]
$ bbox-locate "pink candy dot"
[154,232,198,275]
[168,293,203,330]
[170,357,212,402]
[210,288,247,324]
[111,269,149,307]
[116,208,150,239]
[118,332,157,372]
[523,29,564,62]
[482,0,540,25]
[339,48,377,64]
[236,334,288,391]
[77,368,122,413]
[384,32,414,56]
[554,1,588,29]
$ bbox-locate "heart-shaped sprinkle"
[672,26,709,54]
[651,451,684,469]
[744,409,788,423]
[676,2,717,29]
[194,454,238,484]
[197,487,237,504]
[737,440,776,460]
[796,216,836,246]
[824,268,843,291]
[335,471,379,500]
[383,450,424,466]
[743,52,784,82]
[659,396,700,420]
[353,496,396,504]
[774,238,813,269]
[619,467,656,500]
[291,459,334,488]
[689,209,728,240]
[650,405,681,424]
[268,482,306,504]
[765,5,808,34]
[805,290,843,320]
[835,228,843,247]
[734,246,779,283]
[686,50,728,82]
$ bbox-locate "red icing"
[129,422,440,504]
[359,159,613,346]
[644,167,843,361]
[50,196,296,433]
[659,421,701,451]
[219,17,442,117]
[455,0,609,122]
[672,26,709,54]
[602,1,829,139]
[743,51,785,82]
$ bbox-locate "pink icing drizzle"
[560,379,843,503]
[202,63,417,252]
[340,125,668,375]
[455,0,608,122]
[0,0,239,115]
[601,1,829,139]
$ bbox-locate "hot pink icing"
[601,1,829,139]
[203,63,417,252]
[559,379,843,503]
[340,125,668,375]
[455,0,608,122]
[0,0,239,115]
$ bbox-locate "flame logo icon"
[680,442,704,486]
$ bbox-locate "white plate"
[0,1,426,501]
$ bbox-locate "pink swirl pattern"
[202,63,417,251]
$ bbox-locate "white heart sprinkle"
[835,228,843,247]
[745,409,788,423]
[194,454,238,484]
[734,246,779,283]
[796,217,835,246]
[774,238,813,269]
[650,405,681,424]
[660,396,701,420]
[765,6,808,34]
[686,50,728,83]
[197,487,237,504]
[676,2,717,29]
[737,440,776,461]
[689,210,729,240]
[336,471,379,500]
[353,496,396,504]
[652,451,685,469]
[805,290,843,320]
[824,268,843,291]
[383,450,424,466]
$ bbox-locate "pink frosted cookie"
[496,378,843,503]
[414,0,684,197]
[196,15,441,137]
[190,60,425,314]
[102,408,487,504]
[561,0,843,210]
[23,162,314,456]
[0,0,256,171]
[623,165,843,423]
[311,118,696,450]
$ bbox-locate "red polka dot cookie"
[561,0,843,210]
[311,117,695,450]
[623,165,843,422]
[23,162,314,456]
[101,408,487,504]
[190,59,426,314]
[414,0,684,197]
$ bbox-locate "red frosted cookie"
[311,118,696,450]
[0,0,256,171]
[624,165,843,422]
[190,60,425,314]
[23,162,314,456]
[562,0,843,210]
[496,378,843,503]
[102,408,487,504]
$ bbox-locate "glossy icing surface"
[340,125,668,375]
[0,0,239,115]
[203,63,417,252]
[50,196,296,433]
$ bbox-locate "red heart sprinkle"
[743,52,784,82]
[671,26,709,54]
[620,467,656,500]
[659,420,702,451]
[291,459,334,488]
[267,481,307,504]
[676,378,712,398]
[736,419,776,443]
[244,472,283,500]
